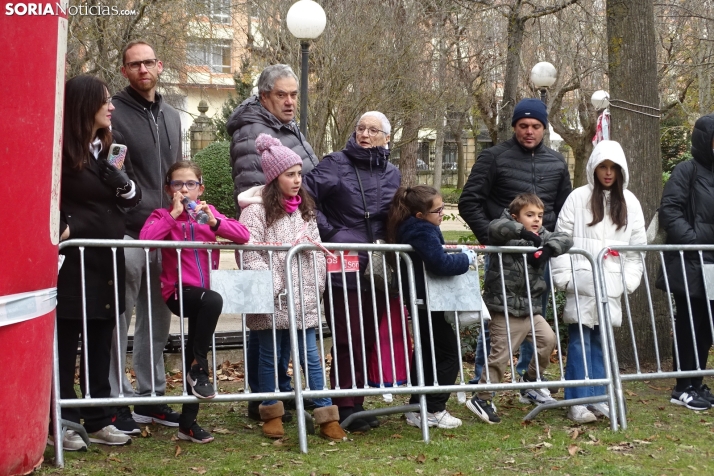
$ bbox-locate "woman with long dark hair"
[551,140,646,423]
[51,75,141,450]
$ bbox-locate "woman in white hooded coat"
[551,140,646,423]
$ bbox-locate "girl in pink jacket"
[140,161,250,443]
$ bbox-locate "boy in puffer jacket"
[467,193,573,424]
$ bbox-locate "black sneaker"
[671,386,712,411]
[133,404,181,427]
[466,395,501,424]
[697,384,714,406]
[113,406,141,435]
[187,364,216,399]
[177,420,214,444]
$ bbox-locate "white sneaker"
[567,405,597,423]
[587,403,610,419]
[404,411,429,428]
[429,410,462,429]
[47,429,87,452]
[519,375,557,404]
[88,425,132,446]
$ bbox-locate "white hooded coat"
[550,140,647,328]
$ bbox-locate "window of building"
[206,0,231,24]
[187,38,231,74]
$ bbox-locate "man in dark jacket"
[227,64,318,422]
[108,40,183,431]
[226,64,318,215]
[657,113,714,411]
[458,98,572,384]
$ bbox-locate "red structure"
[0,3,66,474]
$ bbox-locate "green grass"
[442,230,477,244]
[39,376,714,475]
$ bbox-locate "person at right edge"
[657,113,714,411]
[458,98,572,393]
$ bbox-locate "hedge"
[192,141,235,218]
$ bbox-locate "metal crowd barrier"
[597,244,714,431]
[52,239,620,462]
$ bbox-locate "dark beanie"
[511,98,548,127]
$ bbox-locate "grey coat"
[111,87,182,237]
[226,96,318,216]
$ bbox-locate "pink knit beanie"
[255,133,303,184]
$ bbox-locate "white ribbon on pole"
[0,288,57,327]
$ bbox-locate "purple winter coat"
[303,134,401,289]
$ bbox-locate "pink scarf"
[283,194,302,214]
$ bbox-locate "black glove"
[519,228,542,247]
[527,245,553,268]
[98,158,132,196]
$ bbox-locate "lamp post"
[286,0,326,138]
[530,61,557,146]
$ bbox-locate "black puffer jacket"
[226,96,317,216]
[458,136,572,244]
[657,114,714,298]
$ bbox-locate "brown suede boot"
[313,405,347,441]
[259,402,285,439]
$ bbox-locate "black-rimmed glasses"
[355,125,388,137]
[428,206,445,215]
[169,180,202,191]
[125,59,158,71]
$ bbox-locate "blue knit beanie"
[511,98,548,127]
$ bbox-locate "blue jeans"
[470,255,544,383]
[248,330,292,394]
[564,324,606,400]
[256,328,331,408]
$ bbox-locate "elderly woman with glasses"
[303,112,401,433]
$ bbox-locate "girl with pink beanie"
[238,133,346,442]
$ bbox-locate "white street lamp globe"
[591,90,610,110]
[286,0,326,40]
[530,62,557,88]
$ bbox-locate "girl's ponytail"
[386,185,440,244]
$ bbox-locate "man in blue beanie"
[458,98,572,403]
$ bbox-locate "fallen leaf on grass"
[328,441,336,446]
[625,390,638,396]
[391,434,403,439]
[190,467,207,474]
[107,457,122,463]
[141,426,152,438]
[633,439,652,445]
[290,459,303,465]
[570,429,579,440]
[273,439,284,446]
[252,455,263,460]
[416,454,426,464]
[568,445,579,456]
[243,424,254,430]
[260,442,270,447]
[607,442,634,452]
[415,469,424,474]
[175,445,182,457]
[212,428,232,434]
[502,434,510,440]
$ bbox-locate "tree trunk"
[399,116,420,188]
[497,15,526,143]
[607,0,667,366]
[433,115,445,191]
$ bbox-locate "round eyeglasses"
[169,180,201,191]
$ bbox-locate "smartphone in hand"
[107,144,127,170]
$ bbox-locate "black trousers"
[56,317,116,433]
[673,293,714,391]
[409,309,460,413]
[166,286,222,427]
